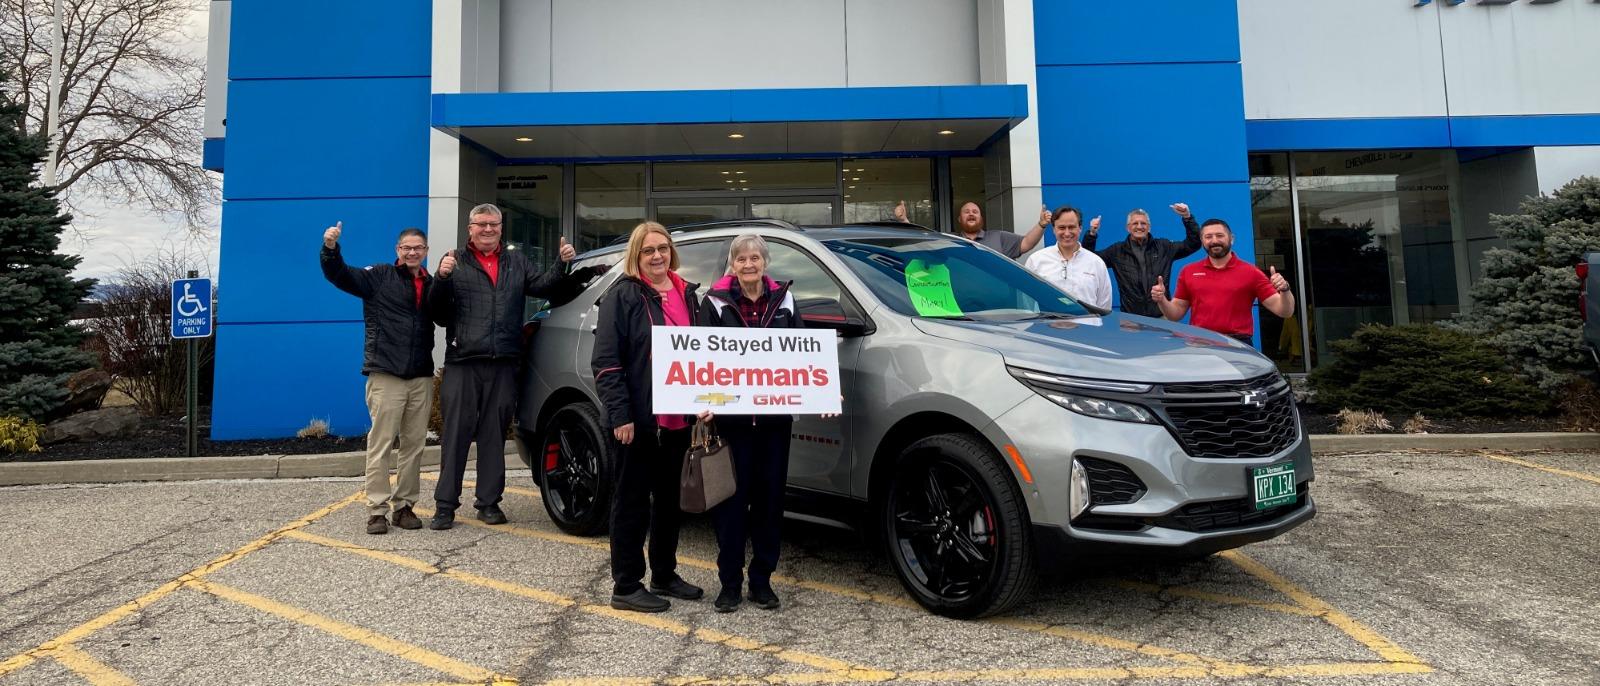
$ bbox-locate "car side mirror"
[800,297,872,337]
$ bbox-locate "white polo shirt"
[1024,244,1112,311]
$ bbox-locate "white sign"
[651,326,841,415]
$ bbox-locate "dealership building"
[201,0,1600,438]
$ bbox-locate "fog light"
[1070,458,1091,521]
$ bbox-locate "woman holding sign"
[593,222,710,614]
[698,234,803,613]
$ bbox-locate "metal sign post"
[171,271,212,457]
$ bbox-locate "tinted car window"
[825,236,1090,320]
[765,241,845,311]
[673,239,729,289]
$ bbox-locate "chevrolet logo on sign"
[695,393,740,406]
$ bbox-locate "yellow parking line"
[283,529,871,675]
[50,644,135,686]
[1481,452,1600,486]
[419,474,542,499]
[1110,580,1320,617]
[0,491,362,679]
[1220,550,1428,667]
[986,618,1257,673]
[531,659,1435,685]
[190,579,510,684]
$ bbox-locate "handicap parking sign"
[171,278,213,339]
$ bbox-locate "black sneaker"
[610,588,670,613]
[391,506,423,530]
[366,515,388,535]
[649,577,704,600]
[714,587,741,613]
[476,505,508,525]
[428,510,455,530]
[748,584,780,610]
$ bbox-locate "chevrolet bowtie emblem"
[695,393,740,406]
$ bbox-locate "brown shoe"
[391,506,422,530]
[366,515,389,535]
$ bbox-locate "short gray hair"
[725,234,770,274]
[1127,209,1150,223]
[467,203,502,220]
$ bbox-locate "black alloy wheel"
[536,403,615,536]
[882,433,1034,618]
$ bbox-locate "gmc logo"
[1416,0,1593,6]
[753,394,803,406]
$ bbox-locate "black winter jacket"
[1081,215,1201,318]
[699,274,801,429]
[320,245,435,379]
[592,273,700,432]
[427,245,600,365]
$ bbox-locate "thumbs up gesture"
[1089,215,1101,234]
[1170,203,1191,219]
[893,200,909,223]
[1268,265,1290,293]
[438,250,457,278]
[558,236,576,262]
[1039,204,1052,228]
[323,221,342,249]
[1150,275,1168,302]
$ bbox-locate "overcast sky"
[61,3,218,285]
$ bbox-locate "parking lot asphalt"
[1,449,1595,686]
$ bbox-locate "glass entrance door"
[652,196,839,227]
[749,196,838,224]
[651,198,742,226]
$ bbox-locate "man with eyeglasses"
[426,203,605,530]
[321,223,436,535]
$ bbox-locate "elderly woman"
[697,234,804,613]
[593,221,710,613]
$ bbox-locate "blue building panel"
[1245,118,1453,151]
[1034,0,1240,66]
[219,197,429,324]
[224,77,431,201]
[229,0,430,80]
[211,322,373,440]
[202,137,224,172]
[1448,113,1600,148]
[1037,63,1249,186]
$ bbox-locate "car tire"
[880,433,1035,619]
[534,402,616,536]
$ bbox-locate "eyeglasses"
[468,221,502,229]
[639,246,672,257]
[397,245,428,253]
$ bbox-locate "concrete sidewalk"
[1,433,1595,487]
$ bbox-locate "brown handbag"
[680,419,737,513]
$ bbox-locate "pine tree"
[1447,176,1600,390]
[0,81,96,419]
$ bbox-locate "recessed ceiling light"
[727,133,745,139]
[721,171,731,175]
[515,136,533,142]
[847,185,856,189]
[938,129,955,136]
[844,194,851,198]
[739,179,748,183]
[851,177,860,181]
[735,171,745,175]
[855,168,864,172]
[725,180,734,183]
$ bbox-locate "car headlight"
[1042,392,1155,424]
[1070,458,1091,520]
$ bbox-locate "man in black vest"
[426,203,603,530]
[321,223,435,535]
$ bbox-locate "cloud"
[62,195,220,285]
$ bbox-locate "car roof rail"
[840,220,935,232]
[667,218,803,233]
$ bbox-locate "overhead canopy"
[431,85,1028,161]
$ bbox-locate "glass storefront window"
[841,158,934,227]
[950,157,986,232]
[495,165,563,267]
[576,164,645,252]
[1248,153,1305,373]
[653,160,836,192]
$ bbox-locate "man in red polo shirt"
[1149,218,1294,346]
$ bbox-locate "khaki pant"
[364,372,431,515]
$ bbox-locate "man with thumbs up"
[1148,218,1295,346]
[320,222,435,535]
[426,203,605,530]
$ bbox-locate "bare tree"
[0,0,217,232]
[81,243,213,416]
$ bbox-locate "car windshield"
[824,236,1092,320]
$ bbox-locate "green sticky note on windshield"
[905,259,963,317]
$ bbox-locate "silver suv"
[516,220,1314,618]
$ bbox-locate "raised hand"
[1089,216,1101,234]
[1170,203,1191,219]
[438,250,457,278]
[558,236,576,262]
[1269,265,1290,293]
[893,200,909,223]
[1039,204,1052,228]
[323,221,342,249]
[1150,275,1168,302]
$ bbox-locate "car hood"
[911,313,1276,383]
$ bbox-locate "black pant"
[610,425,691,595]
[434,360,517,512]
[1227,332,1255,346]
[712,418,791,590]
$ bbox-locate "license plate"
[1251,462,1298,511]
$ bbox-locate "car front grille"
[1146,483,1309,533]
[1078,456,1146,506]
[1156,374,1299,459]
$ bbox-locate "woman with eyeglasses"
[592,221,711,613]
